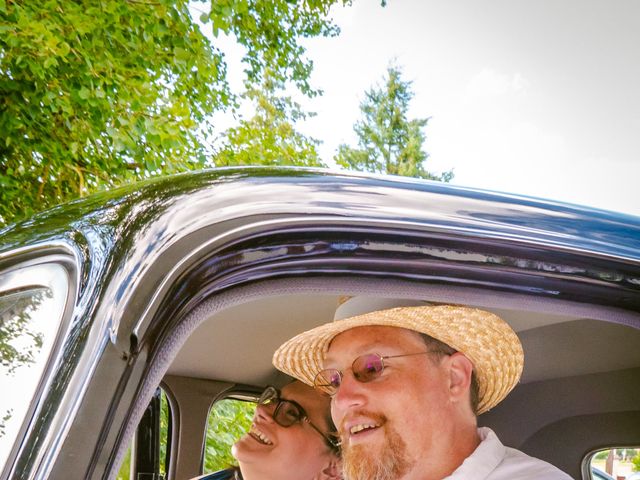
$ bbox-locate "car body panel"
[0,168,639,479]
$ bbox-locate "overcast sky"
[292,0,639,216]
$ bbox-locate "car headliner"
[169,292,640,387]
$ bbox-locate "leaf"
[59,41,71,57]
[78,87,91,100]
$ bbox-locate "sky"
[285,0,640,217]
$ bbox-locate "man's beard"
[341,412,413,480]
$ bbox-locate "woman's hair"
[324,410,341,455]
[284,379,341,455]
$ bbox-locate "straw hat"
[272,297,524,414]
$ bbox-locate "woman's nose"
[254,402,276,423]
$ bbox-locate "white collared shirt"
[444,427,573,480]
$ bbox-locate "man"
[272,297,572,480]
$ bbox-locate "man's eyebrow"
[325,343,405,362]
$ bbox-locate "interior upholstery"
[123,277,640,480]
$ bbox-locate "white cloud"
[465,68,529,98]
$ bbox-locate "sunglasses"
[258,386,340,451]
[314,351,432,395]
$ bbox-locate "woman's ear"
[314,456,343,480]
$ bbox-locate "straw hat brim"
[272,305,524,414]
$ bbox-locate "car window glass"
[0,262,69,471]
[203,398,256,474]
[588,448,640,480]
[117,387,171,480]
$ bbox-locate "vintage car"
[0,168,639,480]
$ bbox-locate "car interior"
[118,278,640,480]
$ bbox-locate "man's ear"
[446,352,474,403]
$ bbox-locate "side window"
[0,262,70,470]
[117,387,172,480]
[203,398,256,473]
[588,448,640,480]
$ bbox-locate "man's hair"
[419,333,480,414]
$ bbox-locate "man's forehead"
[324,325,424,361]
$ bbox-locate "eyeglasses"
[258,386,340,450]
[314,351,432,395]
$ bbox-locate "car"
[1,168,639,480]
[592,467,615,480]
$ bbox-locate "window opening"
[203,398,256,474]
[589,448,640,480]
[117,387,172,480]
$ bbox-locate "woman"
[198,381,342,480]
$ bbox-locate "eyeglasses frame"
[258,386,340,451]
[314,351,435,395]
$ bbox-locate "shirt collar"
[444,427,506,480]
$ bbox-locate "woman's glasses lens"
[276,401,303,426]
[258,386,304,427]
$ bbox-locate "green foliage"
[114,389,169,479]
[632,450,640,472]
[0,410,11,438]
[160,389,169,476]
[0,0,347,228]
[204,399,256,473]
[204,0,345,98]
[335,65,453,182]
[216,71,324,167]
[115,446,131,480]
[0,0,220,225]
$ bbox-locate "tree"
[633,450,640,472]
[0,0,347,228]
[0,0,349,449]
[335,65,453,181]
[204,399,255,472]
[216,71,324,167]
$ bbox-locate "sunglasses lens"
[314,369,341,395]
[353,354,384,382]
[274,400,303,427]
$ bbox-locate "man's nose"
[331,370,367,412]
